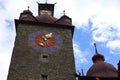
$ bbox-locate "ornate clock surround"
[29,30,62,53]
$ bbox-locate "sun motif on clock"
[29,31,61,53]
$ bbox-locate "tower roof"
[92,53,105,63]
[87,42,118,77]
[87,61,118,77]
[19,7,38,21]
[19,3,72,26]
[92,42,105,63]
[36,13,57,23]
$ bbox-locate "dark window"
[42,55,48,62]
[41,75,47,80]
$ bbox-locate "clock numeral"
[33,45,37,49]
[52,47,58,51]
[56,37,60,41]
[34,31,39,35]
[38,31,43,34]
[30,38,34,42]
[30,35,35,39]
[52,33,57,37]
[56,43,61,46]
[46,48,52,53]
[39,48,44,52]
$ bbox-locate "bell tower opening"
[38,3,55,16]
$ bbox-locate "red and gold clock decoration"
[29,31,61,53]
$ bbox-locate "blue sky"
[0,0,120,80]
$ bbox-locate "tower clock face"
[40,10,52,15]
[29,30,61,53]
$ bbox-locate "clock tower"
[7,2,75,80]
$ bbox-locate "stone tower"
[7,2,75,80]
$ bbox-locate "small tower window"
[21,14,27,18]
[42,55,48,62]
[40,54,49,62]
[41,75,47,80]
[65,18,71,23]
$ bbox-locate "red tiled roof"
[36,14,57,23]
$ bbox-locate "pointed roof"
[19,7,38,21]
[19,3,72,26]
[55,15,72,25]
[36,14,57,23]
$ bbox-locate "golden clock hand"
[39,37,46,47]
[45,33,52,39]
[39,33,53,47]
[39,42,44,47]
[41,33,53,41]
[42,36,47,41]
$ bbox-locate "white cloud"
[92,24,118,42]
[107,40,120,49]
[0,53,12,80]
[68,0,120,54]
[106,40,120,54]
[72,1,120,29]
[90,4,120,54]
[73,42,88,70]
